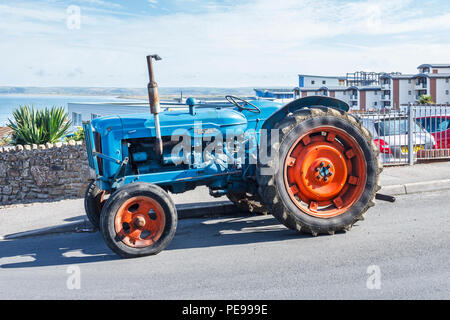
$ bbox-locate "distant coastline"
[0,86,255,97]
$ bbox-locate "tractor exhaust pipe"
[146,54,163,158]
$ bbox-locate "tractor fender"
[262,96,350,130]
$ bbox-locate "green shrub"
[0,135,12,147]
[418,95,434,105]
[66,126,85,142]
[7,105,71,145]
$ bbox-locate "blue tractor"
[83,55,381,258]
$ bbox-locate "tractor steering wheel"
[225,95,261,114]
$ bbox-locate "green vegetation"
[66,126,84,142]
[0,135,12,147]
[418,95,434,105]
[7,105,71,145]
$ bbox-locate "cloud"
[77,0,124,9]
[0,0,449,87]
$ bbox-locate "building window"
[374,91,378,95]
[343,91,346,95]
[322,80,326,85]
[374,102,377,106]
[72,112,82,126]
[91,114,101,120]
[446,90,449,95]
[408,91,411,95]
[446,78,449,83]
[311,80,315,85]
[408,79,411,84]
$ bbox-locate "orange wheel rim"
[284,127,366,218]
[114,196,166,248]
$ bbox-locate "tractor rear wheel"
[100,182,177,258]
[226,192,268,215]
[256,107,382,235]
[84,180,106,229]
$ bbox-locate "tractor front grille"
[94,132,104,176]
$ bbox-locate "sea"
[0,94,143,126]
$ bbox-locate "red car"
[416,116,450,149]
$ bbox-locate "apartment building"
[380,64,450,109]
[294,65,450,110]
[296,86,381,111]
[295,71,398,110]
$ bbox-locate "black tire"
[226,191,269,215]
[256,107,382,235]
[100,182,178,258]
[84,180,104,229]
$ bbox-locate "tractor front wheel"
[100,182,177,258]
[84,180,106,229]
[257,107,381,235]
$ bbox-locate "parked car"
[416,116,450,149]
[360,116,435,163]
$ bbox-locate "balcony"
[349,95,358,101]
[381,83,390,90]
[381,95,391,101]
[415,83,427,90]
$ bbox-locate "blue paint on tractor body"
[83,97,349,195]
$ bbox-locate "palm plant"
[418,95,434,105]
[7,105,71,145]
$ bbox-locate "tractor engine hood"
[91,107,248,140]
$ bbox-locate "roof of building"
[380,73,450,79]
[429,73,450,78]
[299,85,381,91]
[298,74,346,80]
[418,64,450,69]
[254,88,295,92]
[358,86,382,91]
[0,127,13,138]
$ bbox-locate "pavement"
[0,161,449,241]
[1,189,449,299]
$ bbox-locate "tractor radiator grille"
[94,132,104,176]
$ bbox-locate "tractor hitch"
[375,193,396,203]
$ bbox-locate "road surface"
[0,190,449,299]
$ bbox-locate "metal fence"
[352,104,450,166]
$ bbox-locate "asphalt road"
[0,190,449,299]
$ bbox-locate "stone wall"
[0,141,90,206]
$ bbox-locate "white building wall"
[301,76,341,88]
[434,67,450,73]
[334,91,348,102]
[68,103,150,128]
[436,78,450,104]
[365,91,380,110]
[399,79,415,105]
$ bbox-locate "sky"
[0,0,450,88]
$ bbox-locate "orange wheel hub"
[284,127,366,218]
[114,196,166,248]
